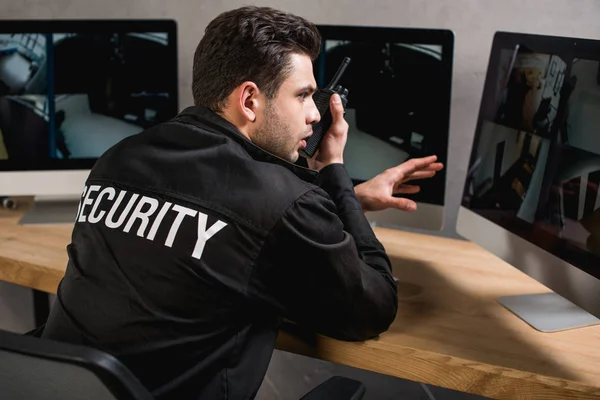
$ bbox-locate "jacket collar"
[174,106,318,183]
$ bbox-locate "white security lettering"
[88,187,116,224]
[165,205,196,247]
[78,185,100,223]
[123,196,160,237]
[106,192,139,229]
[79,184,228,261]
[75,185,88,222]
[146,201,172,241]
[192,213,227,259]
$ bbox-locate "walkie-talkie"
[300,57,351,158]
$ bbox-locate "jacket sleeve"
[249,164,398,342]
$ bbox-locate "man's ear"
[237,81,261,123]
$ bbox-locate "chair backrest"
[0,329,153,400]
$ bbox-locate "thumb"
[328,94,346,132]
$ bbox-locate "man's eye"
[298,92,309,99]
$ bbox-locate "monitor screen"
[314,26,454,209]
[462,32,600,280]
[0,20,178,172]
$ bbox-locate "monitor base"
[18,196,80,225]
[366,202,444,232]
[498,292,600,332]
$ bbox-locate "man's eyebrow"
[297,84,317,94]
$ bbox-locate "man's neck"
[217,107,253,141]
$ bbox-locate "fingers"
[388,155,440,181]
[393,162,444,184]
[393,184,420,194]
[328,94,348,137]
[427,162,445,171]
[404,155,439,172]
[404,170,437,181]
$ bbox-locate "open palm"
[354,155,444,212]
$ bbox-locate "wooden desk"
[0,200,71,294]
[1,202,600,399]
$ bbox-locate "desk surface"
[1,202,600,399]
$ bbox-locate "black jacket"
[42,106,398,400]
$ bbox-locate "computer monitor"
[314,25,454,231]
[0,20,178,224]
[458,31,600,332]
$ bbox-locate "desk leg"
[32,289,50,327]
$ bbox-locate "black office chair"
[0,329,365,400]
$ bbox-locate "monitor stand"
[498,292,600,332]
[18,196,80,225]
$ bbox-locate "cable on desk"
[420,383,437,400]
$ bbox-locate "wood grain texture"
[1,204,599,399]
[0,198,70,293]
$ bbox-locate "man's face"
[252,53,321,163]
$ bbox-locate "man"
[42,6,443,400]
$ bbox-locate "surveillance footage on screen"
[464,48,600,272]
[0,31,171,162]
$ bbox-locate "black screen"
[313,26,454,206]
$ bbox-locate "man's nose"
[308,99,321,124]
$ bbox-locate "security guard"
[42,6,443,400]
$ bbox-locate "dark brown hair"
[192,6,322,112]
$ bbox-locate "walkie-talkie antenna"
[325,57,351,90]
